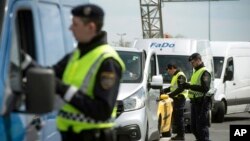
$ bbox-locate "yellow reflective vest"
[170,71,188,98]
[188,67,206,99]
[56,45,125,133]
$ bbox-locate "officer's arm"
[21,51,72,79]
[162,87,170,94]
[189,71,211,93]
[169,75,186,98]
[61,58,122,121]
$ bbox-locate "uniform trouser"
[60,127,116,141]
[190,97,210,141]
[172,96,186,136]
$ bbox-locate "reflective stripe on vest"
[170,71,188,98]
[56,45,125,133]
[188,67,206,99]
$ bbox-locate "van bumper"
[115,107,146,141]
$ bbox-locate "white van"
[114,47,163,141]
[210,41,250,122]
[133,38,215,130]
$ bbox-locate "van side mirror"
[26,68,55,114]
[149,75,163,89]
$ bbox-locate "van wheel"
[213,101,225,123]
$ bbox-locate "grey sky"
[90,0,250,43]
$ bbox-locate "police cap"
[71,4,104,21]
[189,53,202,62]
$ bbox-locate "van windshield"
[213,57,224,78]
[0,0,7,43]
[117,51,142,83]
[157,55,192,83]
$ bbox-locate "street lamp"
[117,33,126,46]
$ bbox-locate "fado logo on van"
[150,42,175,48]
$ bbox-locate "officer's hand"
[183,82,190,89]
[167,93,174,99]
[55,78,69,98]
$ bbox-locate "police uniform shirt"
[53,31,122,121]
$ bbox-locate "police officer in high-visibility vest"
[161,63,188,140]
[182,53,211,141]
[21,4,125,141]
[56,4,125,141]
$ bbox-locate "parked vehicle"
[115,47,163,141]
[0,0,86,141]
[157,94,173,137]
[211,41,250,122]
[133,38,216,131]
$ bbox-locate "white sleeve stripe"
[64,86,78,102]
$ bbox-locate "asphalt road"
[160,112,250,141]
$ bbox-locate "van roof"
[210,41,250,56]
[133,38,209,56]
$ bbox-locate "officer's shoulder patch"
[100,72,116,90]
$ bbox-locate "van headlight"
[123,88,145,112]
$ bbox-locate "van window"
[157,55,192,83]
[147,54,157,82]
[224,57,234,81]
[17,10,36,59]
[117,51,142,83]
[39,3,65,65]
[213,57,224,78]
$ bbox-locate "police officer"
[182,53,211,141]
[22,4,125,141]
[161,63,188,140]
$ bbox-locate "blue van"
[0,0,87,141]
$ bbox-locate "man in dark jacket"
[161,63,188,140]
[183,53,211,141]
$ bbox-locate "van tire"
[213,101,225,123]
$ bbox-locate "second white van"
[211,41,250,122]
